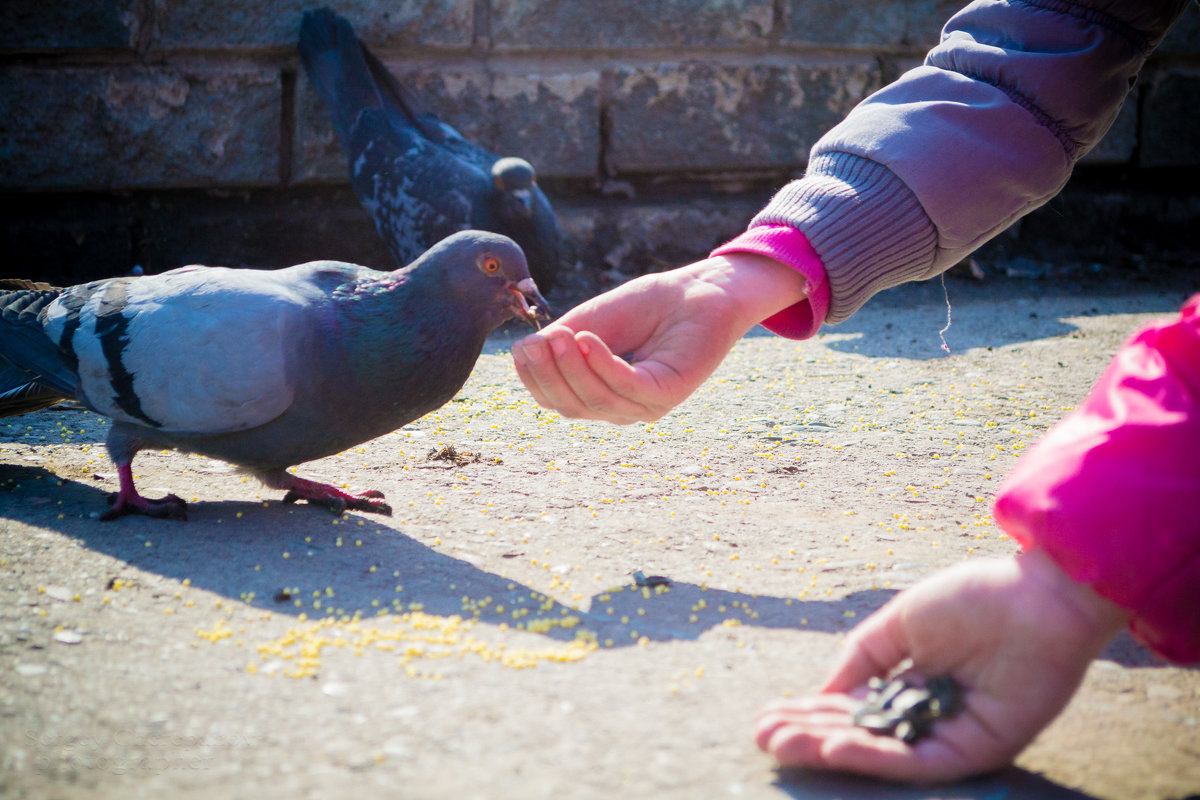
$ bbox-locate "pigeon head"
[414,230,550,330]
[491,157,538,220]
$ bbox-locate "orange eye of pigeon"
[482,257,500,274]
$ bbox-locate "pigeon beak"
[512,188,533,218]
[509,278,551,329]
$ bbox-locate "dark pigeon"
[298,8,563,291]
[0,231,548,520]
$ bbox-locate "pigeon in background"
[299,8,563,291]
[0,231,548,520]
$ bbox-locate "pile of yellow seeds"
[202,610,598,680]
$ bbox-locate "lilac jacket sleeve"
[752,0,1192,325]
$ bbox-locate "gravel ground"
[1,270,1198,800]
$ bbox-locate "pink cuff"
[710,225,830,340]
[994,294,1200,664]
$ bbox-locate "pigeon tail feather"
[0,279,59,292]
[299,8,452,150]
[0,284,79,406]
[356,41,447,143]
[298,8,392,146]
[0,376,65,417]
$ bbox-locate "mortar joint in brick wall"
[597,68,618,182]
[472,0,492,54]
[1130,69,1152,168]
[770,0,786,43]
[280,68,296,186]
[133,0,155,62]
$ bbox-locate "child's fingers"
[513,329,583,412]
[512,341,555,409]
[575,331,676,421]
[820,600,911,694]
[552,331,656,422]
[800,728,973,783]
[756,699,916,774]
[754,696,856,751]
[758,698,978,782]
[514,327,662,423]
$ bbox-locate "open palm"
[755,551,1128,782]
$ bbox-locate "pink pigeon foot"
[276,475,392,516]
[101,463,188,521]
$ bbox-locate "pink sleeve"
[710,225,831,340]
[994,294,1200,664]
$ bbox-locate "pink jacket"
[995,296,1200,664]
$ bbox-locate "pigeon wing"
[41,266,332,435]
[349,108,491,265]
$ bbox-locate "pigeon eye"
[481,257,500,274]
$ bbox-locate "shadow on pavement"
[742,274,1187,362]
[2,459,1183,799]
[771,766,1100,799]
[2,463,892,649]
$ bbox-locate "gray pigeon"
[298,8,563,291]
[0,231,548,520]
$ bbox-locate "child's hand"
[755,549,1130,782]
[512,254,806,424]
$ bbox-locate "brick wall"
[1,1,1197,287]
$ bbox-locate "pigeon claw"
[279,479,393,516]
[100,463,188,521]
[102,491,188,522]
[344,495,393,516]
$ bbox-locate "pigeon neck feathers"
[315,234,530,446]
